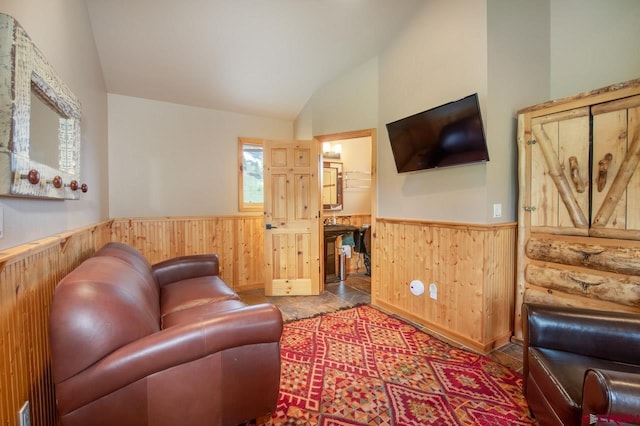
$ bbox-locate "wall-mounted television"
[386,93,489,173]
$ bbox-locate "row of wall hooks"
[14,169,88,193]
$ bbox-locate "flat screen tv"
[386,93,489,173]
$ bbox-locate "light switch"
[493,203,502,218]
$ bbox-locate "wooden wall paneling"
[236,216,265,290]
[372,218,516,353]
[182,217,210,255]
[457,227,484,341]
[109,219,130,245]
[484,226,517,345]
[217,217,236,285]
[389,221,406,307]
[409,224,431,321]
[0,221,112,426]
[110,216,265,290]
[371,220,387,304]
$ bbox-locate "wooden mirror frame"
[0,13,82,199]
[323,161,343,211]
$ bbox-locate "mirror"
[323,161,343,211]
[30,89,62,168]
[0,13,83,199]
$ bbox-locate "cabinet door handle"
[597,153,613,192]
[568,156,585,193]
[524,206,537,212]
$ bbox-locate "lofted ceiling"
[85,0,425,120]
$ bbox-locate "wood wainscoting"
[371,218,517,354]
[111,214,373,291]
[110,215,266,291]
[0,221,112,426]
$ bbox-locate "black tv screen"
[386,93,489,173]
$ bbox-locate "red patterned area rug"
[266,305,535,425]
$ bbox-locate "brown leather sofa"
[49,242,283,426]
[522,303,640,426]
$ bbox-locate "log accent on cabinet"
[523,284,640,314]
[525,236,640,276]
[525,263,640,307]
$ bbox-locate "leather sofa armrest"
[152,253,220,287]
[54,303,283,415]
[581,369,640,426]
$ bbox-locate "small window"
[238,138,264,212]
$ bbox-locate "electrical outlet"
[429,283,438,300]
[19,401,30,426]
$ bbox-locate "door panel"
[264,140,321,296]
[529,108,590,235]
[591,95,640,239]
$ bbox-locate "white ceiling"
[85,0,425,120]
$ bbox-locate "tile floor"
[238,272,524,373]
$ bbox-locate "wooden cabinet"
[515,79,640,339]
[591,96,640,239]
[527,106,591,235]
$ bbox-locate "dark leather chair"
[522,303,640,426]
[50,242,283,426]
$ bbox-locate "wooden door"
[591,95,640,240]
[528,107,590,236]
[263,140,322,296]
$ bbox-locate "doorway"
[316,129,376,298]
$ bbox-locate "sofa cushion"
[94,242,159,300]
[162,299,249,329]
[50,257,161,383]
[160,275,239,316]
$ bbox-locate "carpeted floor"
[266,305,535,425]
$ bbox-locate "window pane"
[238,138,264,212]
[242,143,263,205]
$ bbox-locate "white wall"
[296,57,379,139]
[377,0,489,223]
[336,137,372,216]
[0,1,108,250]
[550,0,640,99]
[295,59,377,218]
[300,0,637,225]
[486,0,550,222]
[108,94,293,217]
